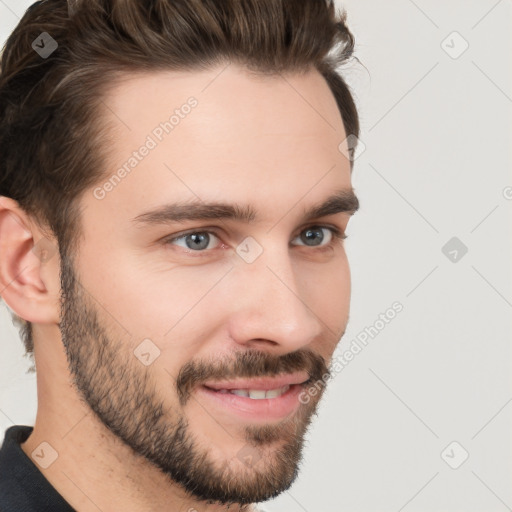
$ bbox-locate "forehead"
[90,64,351,222]
[104,64,346,136]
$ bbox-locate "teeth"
[265,387,284,399]
[248,390,266,399]
[231,389,249,397]
[221,385,291,399]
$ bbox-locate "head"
[0,0,360,506]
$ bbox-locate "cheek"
[78,237,350,361]
[82,252,230,348]
[302,253,351,333]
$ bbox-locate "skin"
[0,63,357,511]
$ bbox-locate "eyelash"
[162,225,347,255]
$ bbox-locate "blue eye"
[292,226,345,247]
[164,226,346,253]
[170,231,221,251]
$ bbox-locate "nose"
[226,244,325,354]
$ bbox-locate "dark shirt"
[0,425,75,512]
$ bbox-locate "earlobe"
[0,196,60,325]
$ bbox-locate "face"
[59,64,357,506]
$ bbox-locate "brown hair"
[0,0,360,364]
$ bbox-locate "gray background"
[1,1,511,511]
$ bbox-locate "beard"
[58,250,330,507]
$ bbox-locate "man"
[0,0,360,510]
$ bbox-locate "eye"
[292,226,346,248]
[168,231,221,251]
[163,225,346,254]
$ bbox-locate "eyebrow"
[131,188,359,227]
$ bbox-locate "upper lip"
[202,372,310,391]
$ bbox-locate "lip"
[197,383,306,422]
[202,372,310,392]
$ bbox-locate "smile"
[211,385,290,399]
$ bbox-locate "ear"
[0,196,61,325]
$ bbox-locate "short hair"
[0,0,360,363]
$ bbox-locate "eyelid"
[294,224,346,243]
[162,224,347,253]
[162,227,223,246]
[161,223,347,258]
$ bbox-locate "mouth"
[210,384,292,399]
[196,372,311,422]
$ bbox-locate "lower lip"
[197,384,304,422]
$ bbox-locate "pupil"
[186,233,209,250]
[302,228,323,246]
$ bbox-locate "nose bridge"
[229,240,323,348]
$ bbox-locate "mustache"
[176,348,329,406]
